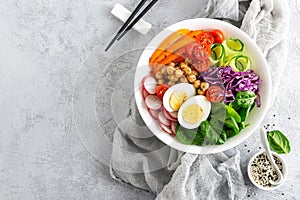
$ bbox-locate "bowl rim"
[134,18,272,154]
[247,150,288,190]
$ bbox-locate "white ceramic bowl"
[247,151,287,190]
[134,18,272,154]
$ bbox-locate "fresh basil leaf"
[267,130,291,154]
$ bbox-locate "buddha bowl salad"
[141,28,262,146]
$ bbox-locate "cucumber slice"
[209,43,225,66]
[223,38,244,57]
[226,55,252,72]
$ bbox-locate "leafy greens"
[267,130,291,154]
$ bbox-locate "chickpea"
[155,71,162,79]
[168,81,175,86]
[169,74,178,82]
[183,67,192,75]
[200,82,209,91]
[161,66,167,75]
[191,70,199,76]
[180,62,188,70]
[185,58,192,65]
[157,79,164,84]
[175,69,184,78]
[193,80,201,88]
[169,62,175,67]
[179,76,188,83]
[187,74,196,83]
[167,66,175,75]
[197,89,205,95]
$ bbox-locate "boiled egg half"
[178,95,211,129]
[163,83,196,112]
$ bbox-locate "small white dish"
[247,151,287,190]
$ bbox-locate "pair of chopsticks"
[105,0,159,52]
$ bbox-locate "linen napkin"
[109,0,290,199]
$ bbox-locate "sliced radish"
[160,123,173,135]
[148,108,159,120]
[142,75,157,94]
[167,111,178,120]
[170,121,178,136]
[162,108,177,122]
[145,95,162,110]
[158,111,170,126]
[142,88,149,99]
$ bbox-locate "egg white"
[163,83,196,112]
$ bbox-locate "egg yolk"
[169,92,187,111]
[182,104,203,124]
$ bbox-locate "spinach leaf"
[225,128,238,138]
[217,130,227,145]
[230,91,256,123]
[226,105,241,123]
[199,120,226,145]
[176,125,204,145]
[232,91,256,109]
[239,106,251,122]
[192,131,205,145]
[176,126,194,145]
[210,103,227,121]
[267,130,291,154]
[224,116,239,134]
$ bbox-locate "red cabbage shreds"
[217,66,262,106]
[198,67,223,85]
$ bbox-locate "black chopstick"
[105,0,148,52]
[116,0,159,41]
[105,0,159,52]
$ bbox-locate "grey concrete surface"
[0,0,299,199]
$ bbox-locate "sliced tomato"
[196,32,214,47]
[185,43,211,61]
[206,85,224,102]
[194,59,210,72]
[192,44,211,60]
[156,84,169,100]
[209,29,224,44]
[185,43,198,58]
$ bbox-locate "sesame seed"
[250,153,283,187]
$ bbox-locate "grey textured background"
[0,0,299,199]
